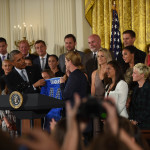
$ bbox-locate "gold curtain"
[85,0,150,52]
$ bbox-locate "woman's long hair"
[122,45,139,73]
[97,48,112,70]
[106,60,124,91]
[97,48,112,86]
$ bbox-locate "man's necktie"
[2,55,5,61]
[41,58,45,71]
[21,70,27,81]
[93,53,97,68]
[93,53,96,61]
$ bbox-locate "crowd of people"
[0,30,150,150]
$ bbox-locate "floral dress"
[0,90,18,138]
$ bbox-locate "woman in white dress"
[105,60,128,118]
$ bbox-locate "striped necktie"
[41,58,45,71]
[21,70,27,81]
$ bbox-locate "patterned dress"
[0,90,18,138]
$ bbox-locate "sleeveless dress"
[94,70,105,100]
[93,70,105,137]
[0,90,18,138]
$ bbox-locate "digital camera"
[76,96,107,122]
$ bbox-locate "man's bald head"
[88,34,101,52]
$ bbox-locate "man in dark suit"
[5,50,45,94]
[33,40,50,71]
[59,34,84,73]
[18,40,37,61]
[0,37,9,77]
[123,30,146,63]
[83,34,101,84]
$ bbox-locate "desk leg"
[21,119,31,134]
[20,119,42,136]
[34,119,42,128]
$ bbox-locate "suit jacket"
[33,54,50,71]
[0,74,6,91]
[5,66,42,94]
[0,54,9,77]
[26,54,38,61]
[59,50,84,73]
[83,51,97,84]
[134,47,146,64]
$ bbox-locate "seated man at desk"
[5,50,45,94]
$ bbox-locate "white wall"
[0,0,92,56]
[0,0,11,50]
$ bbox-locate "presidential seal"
[9,91,23,109]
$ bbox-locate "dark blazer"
[33,54,50,71]
[0,54,9,77]
[0,74,6,91]
[5,66,42,94]
[26,54,38,61]
[129,80,150,129]
[83,51,97,84]
[60,69,87,105]
[134,47,146,64]
[59,50,84,73]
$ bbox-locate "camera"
[76,96,107,122]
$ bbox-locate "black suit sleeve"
[60,74,78,101]
[5,74,36,94]
[5,66,42,94]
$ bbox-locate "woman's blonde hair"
[134,63,150,80]
[97,48,112,69]
[65,51,82,67]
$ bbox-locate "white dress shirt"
[93,52,98,57]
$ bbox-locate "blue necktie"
[2,55,5,61]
